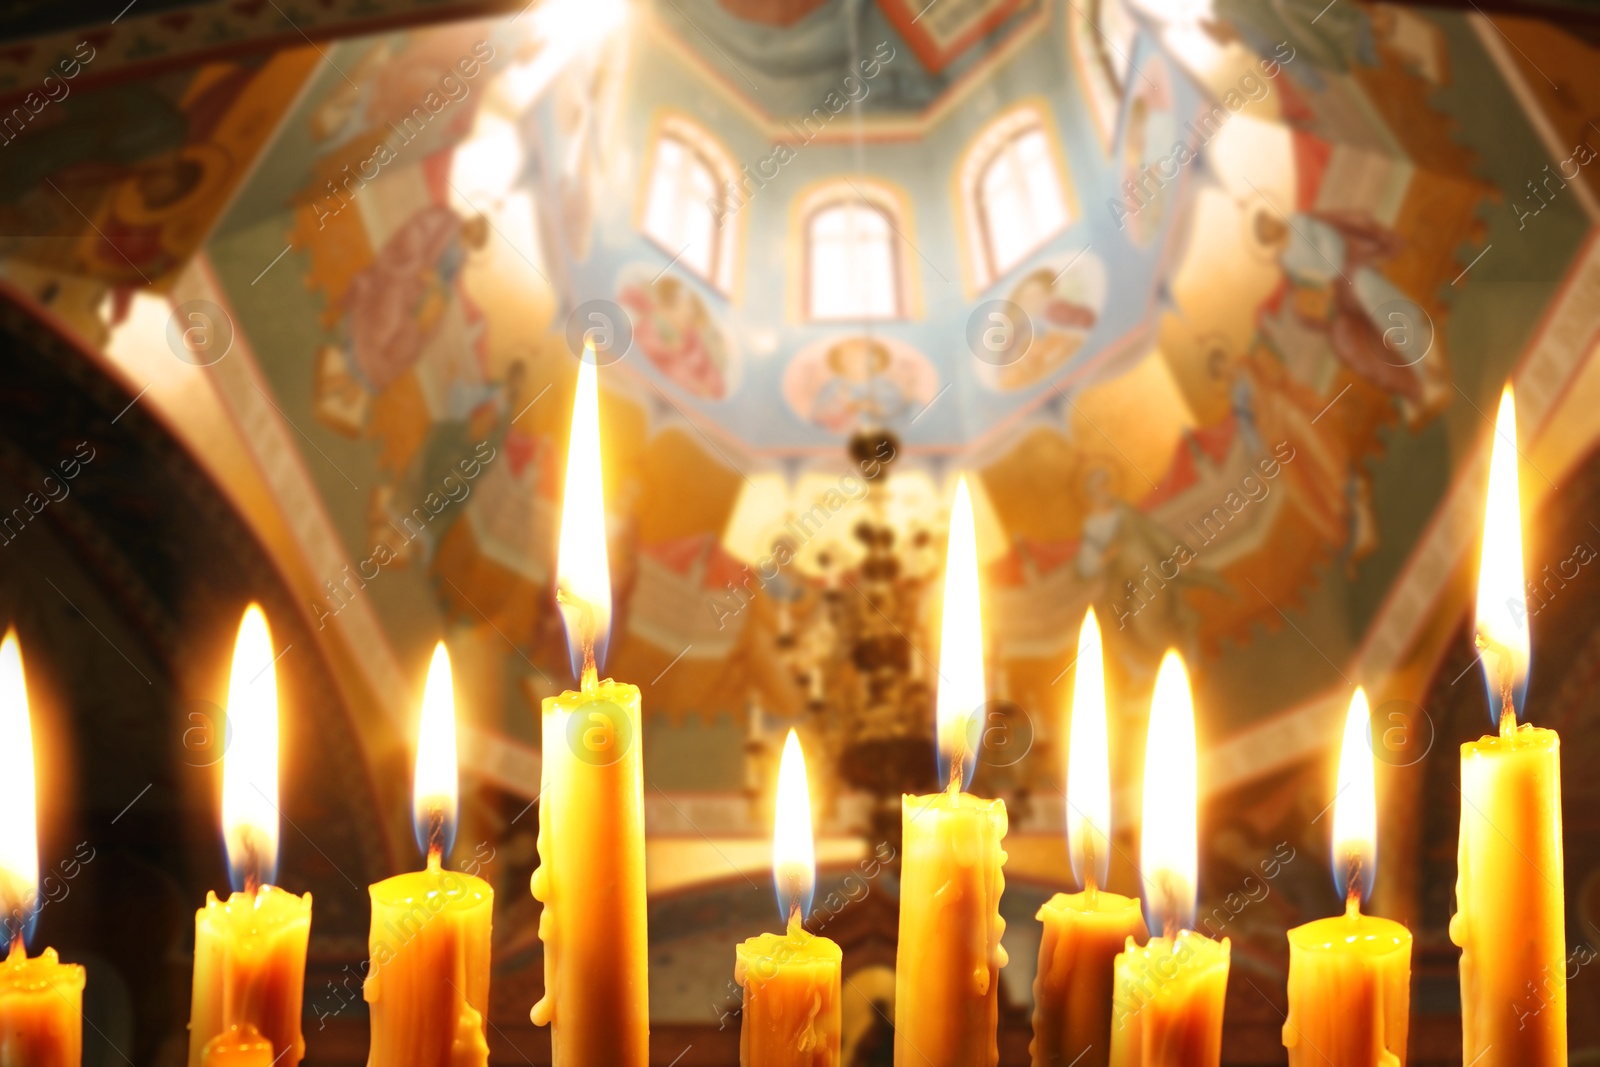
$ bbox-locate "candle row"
[0,369,1565,1067]
[732,386,1565,1067]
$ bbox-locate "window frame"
[958,102,1076,292]
[799,185,911,323]
[638,114,740,296]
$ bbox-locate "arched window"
[641,117,738,294]
[802,189,906,321]
[960,105,1073,288]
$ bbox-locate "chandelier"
[764,427,947,854]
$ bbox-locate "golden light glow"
[1474,384,1529,725]
[936,476,986,788]
[1067,608,1112,891]
[412,642,459,861]
[772,729,816,922]
[1331,687,1376,903]
[222,605,280,892]
[1140,649,1198,933]
[556,356,613,672]
[0,631,39,930]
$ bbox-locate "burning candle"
[188,606,312,1067]
[529,355,649,1065]
[894,477,1008,1067]
[0,631,85,1067]
[1283,687,1411,1066]
[735,730,841,1066]
[1031,609,1148,1067]
[1109,651,1228,1067]
[365,642,493,1065]
[1451,385,1566,1065]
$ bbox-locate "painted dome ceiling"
[528,0,1201,457]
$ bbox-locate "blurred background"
[0,0,1598,1060]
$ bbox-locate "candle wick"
[1083,835,1099,906]
[787,900,802,937]
[1153,870,1180,940]
[1344,851,1363,913]
[1475,631,1518,737]
[241,836,262,897]
[426,806,448,866]
[559,589,600,693]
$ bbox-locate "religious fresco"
[782,336,941,433]
[617,266,739,400]
[246,23,579,655]
[978,249,1107,391]
[0,48,320,290]
[977,0,1499,684]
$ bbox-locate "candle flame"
[1331,687,1376,905]
[1140,649,1197,935]
[772,729,816,924]
[0,631,39,948]
[1067,608,1111,892]
[1474,384,1529,730]
[412,642,459,863]
[556,354,613,683]
[222,605,279,893]
[936,477,985,791]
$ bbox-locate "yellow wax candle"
[0,631,85,1067]
[1450,385,1565,1066]
[365,643,493,1067]
[895,478,1008,1067]
[189,606,311,1067]
[736,918,842,1067]
[530,355,649,1065]
[1285,910,1410,1066]
[736,730,840,1066]
[1033,608,1148,1067]
[1033,892,1147,1067]
[366,861,492,1064]
[1452,725,1564,1064]
[532,679,648,1063]
[896,789,1008,1067]
[190,886,311,1067]
[0,944,85,1067]
[1283,689,1411,1067]
[1109,651,1228,1067]
[1108,931,1229,1067]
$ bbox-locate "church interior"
[0,0,1599,1061]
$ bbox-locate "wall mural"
[617,265,739,400]
[977,248,1106,391]
[783,335,941,433]
[980,0,1496,681]
[0,48,320,290]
